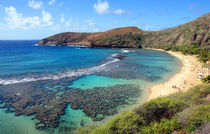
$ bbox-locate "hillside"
[38,27,143,48]
[77,84,210,134]
[38,13,210,48]
[141,13,210,48]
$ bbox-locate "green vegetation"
[99,33,144,47]
[183,105,210,131]
[202,75,210,84]
[77,84,210,134]
[163,43,209,63]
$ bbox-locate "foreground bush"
[77,84,210,134]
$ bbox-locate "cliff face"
[38,13,210,48]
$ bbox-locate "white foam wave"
[121,49,130,53]
[49,44,56,46]
[111,53,118,57]
[106,53,119,60]
[0,58,120,85]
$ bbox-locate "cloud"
[42,11,53,26]
[51,18,72,31]
[51,24,61,31]
[60,15,72,27]
[93,0,125,15]
[48,0,56,5]
[86,19,95,26]
[113,9,124,14]
[28,0,43,9]
[65,18,72,27]
[93,0,109,14]
[60,14,65,23]
[0,23,7,30]
[144,24,161,31]
[51,18,99,33]
[5,6,53,29]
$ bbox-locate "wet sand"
[147,49,209,100]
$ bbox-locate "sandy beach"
[147,49,209,101]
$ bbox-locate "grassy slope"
[77,84,210,134]
[140,13,210,48]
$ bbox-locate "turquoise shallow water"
[0,41,181,134]
[0,108,44,134]
[68,75,142,90]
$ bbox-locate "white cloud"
[60,15,73,27]
[28,0,43,9]
[41,10,53,26]
[0,23,7,30]
[144,24,160,31]
[48,0,56,5]
[93,0,109,14]
[93,0,125,15]
[51,24,61,31]
[5,6,53,29]
[65,18,72,27]
[113,9,124,14]
[86,19,95,26]
[60,15,65,23]
[51,18,99,33]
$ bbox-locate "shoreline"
[146,49,208,101]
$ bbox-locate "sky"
[0,0,209,40]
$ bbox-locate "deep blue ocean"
[0,40,181,134]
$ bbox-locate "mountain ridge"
[38,13,210,48]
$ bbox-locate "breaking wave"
[121,49,130,53]
[0,54,121,85]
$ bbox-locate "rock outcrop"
[38,13,210,48]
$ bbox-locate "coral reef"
[0,78,141,129]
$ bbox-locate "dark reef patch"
[97,62,165,81]
[0,78,76,129]
[0,77,141,130]
[61,84,141,121]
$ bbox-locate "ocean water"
[0,40,181,134]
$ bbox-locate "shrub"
[135,98,187,124]
[143,117,181,134]
[169,84,210,105]
[77,84,210,134]
[201,75,210,83]
[183,105,210,132]
[92,112,144,134]
[163,46,172,51]
[198,49,209,63]
[163,43,209,63]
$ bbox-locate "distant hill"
[38,13,210,48]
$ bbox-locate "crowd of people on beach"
[170,59,207,92]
